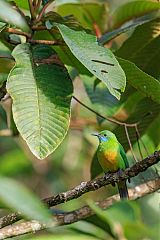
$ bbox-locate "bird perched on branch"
[92,130,129,199]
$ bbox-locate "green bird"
[92,130,129,199]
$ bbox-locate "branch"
[28,0,36,19]
[0,151,159,230]
[5,28,31,38]
[28,39,64,45]
[35,0,55,23]
[73,96,138,127]
[0,179,159,239]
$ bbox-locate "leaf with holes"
[53,24,126,99]
[7,43,73,159]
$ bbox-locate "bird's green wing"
[119,144,129,168]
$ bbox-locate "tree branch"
[0,150,159,230]
[0,178,159,239]
[73,96,138,127]
[28,39,64,45]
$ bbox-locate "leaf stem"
[35,0,55,23]
[28,0,36,20]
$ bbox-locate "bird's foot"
[104,172,115,187]
[104,172,112,180]
[117,169,123,178]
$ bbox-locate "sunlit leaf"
[111,0,160,29]
[7,43,73,159]
[53,24,126,99]
[0,176,52,223]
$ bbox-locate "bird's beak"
[91,133,100,138]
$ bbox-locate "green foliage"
[111,0,160,29]
[7,43,73,159]
[116,18,160,78]
[0,0,160,239]
[0,0,30,32]
[0,176,52,222]
[55,24,126,99]
[56,0,108,31]
[118,57,160,104]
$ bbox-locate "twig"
[124,125,138,162]
[135,127,143,160]
[28,0,36,20]
[73,96,138,127]
[35,0,55,23]
[0,56,14,60]
[0,150,159,229]
[35,0,42,12]
[0,178,159,239]
[28,39,64,45]
[135,125,149,156]
[5,28,31,38]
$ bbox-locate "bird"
[92,130,129,199]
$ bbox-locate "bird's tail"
[117,180,129,200]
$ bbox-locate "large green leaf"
[116,18,160,79]
[118,58,160,104]
[0,0,30,32]
[0,176,51,223]
[53,24,126,99]
[7,43,73,159]
[111,0,160,29]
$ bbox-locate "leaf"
[118,58,160,104]
[99,18,151,45]
[0,0,30,32]
[54,24,126,99]
[87,200,117,239]
[8,0,29,10]
[0,22,7,32]
[82,74,120,117]
[116,18,160,79]
[111,0,160,29]
[114,98,160,151]
[7,43,73,159]
[0,176,52,223]
[56,1,108,31]
[29,235,98,240]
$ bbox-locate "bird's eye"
[104,134,106,137]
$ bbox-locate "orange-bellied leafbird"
[92,130,129,199]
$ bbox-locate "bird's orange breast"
[98,150,119,172]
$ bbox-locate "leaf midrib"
[29,47,42,154]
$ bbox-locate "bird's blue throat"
[99,136,108,142]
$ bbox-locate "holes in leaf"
[101,70,108,74]
[91,59,114,66]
